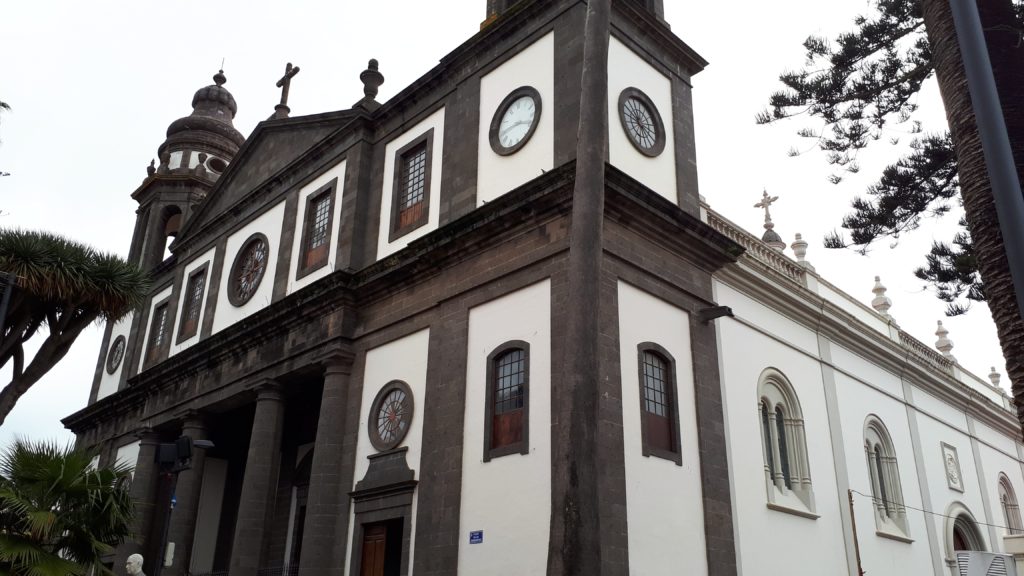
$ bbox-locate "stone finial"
[361,59,384,99]
[147,159,156,177]
[871,276,892,316]
[989,366,1001,387]
[935,321,955,359]
[791,233,808,261]
[355,59,384,111]
[273,62,301,120]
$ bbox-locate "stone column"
[229,381,285,576]
[298,352,353,575]
[115,429,162,572]
[164,412,208,576]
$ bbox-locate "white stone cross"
[754,190,779,223]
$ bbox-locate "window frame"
[757,368,816,517]
[388,129,434,242]
[145,296,172,367]
[864,415,911,541]
[483,340,530,462]
[636,342,682,466]
[176,262,209,344]
[296,178,338,280]
[999,474,1023,535]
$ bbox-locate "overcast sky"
[0,0,1006,447]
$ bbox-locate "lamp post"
[152,435,214,576]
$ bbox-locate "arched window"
[484,341,530,461]
[637,343,682,466]
[944,502,987,568]
[864,416,909,538]
[999,474,1023,535]
[757,368,814,514]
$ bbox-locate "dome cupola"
[156,70,245,181]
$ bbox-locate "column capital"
[176,409,209,438]
[135,427,161,444]
[247,378,284,401]
[316,348,354,375]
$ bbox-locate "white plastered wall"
[376,109,445,259]
[288,160,347,294]
[715,286,849,575]
[976,425,1024,550]
[212,202,287,334]
[477,32,554,206]
[459,280,551,575]
[115,440,141,479]
[617,281,706,575]
[608,36,677,204]
[140,284,174,366]
[915,414,992,561]
[95,313,134,401]
[169,247,216,357]
[832,364,937,573]
[344,329,430,575]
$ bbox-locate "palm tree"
[920,0,1024,424]
[0,440,134,575]
[0,229,150,425]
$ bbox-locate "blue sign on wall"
[469,530,483,544]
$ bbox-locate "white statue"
[126,554,146,576]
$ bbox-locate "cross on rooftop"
[754,189,779,224]
[273,62,301,119]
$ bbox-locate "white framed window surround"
[757,368,815,518]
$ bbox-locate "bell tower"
[128,70,245,270]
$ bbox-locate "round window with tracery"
[618,87,666,157]
[106,335,126,374]
[228,233,270,307]
[368,380,414,451]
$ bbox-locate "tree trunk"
[920,0,1024,426]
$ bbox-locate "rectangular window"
[637,344,682,465]
[388,129,434,242]
[147,302,169,365]
[484,341,530,461]
[177,267,207,342]
[297,180,338,278]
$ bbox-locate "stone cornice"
[610,0,708,75]
[712,234,1020,439]
[605,165,742,274]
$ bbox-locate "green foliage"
[0,230,148,321]
[0,229,150,425]
[0,440,134,576]
[761,0,1022,314]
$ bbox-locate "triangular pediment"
[178,110,359,244]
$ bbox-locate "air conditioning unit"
[956,551,1017,576]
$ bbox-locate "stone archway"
[944,502,987,576]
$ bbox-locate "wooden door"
[360,524,387,576]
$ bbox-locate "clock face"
[368,381,414,451]
[618,87,666,157]
[489,86,542,156]
[229,234,270,306]
[106,335,126,374]
[499,96,537,148]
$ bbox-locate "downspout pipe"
[948,0,1024,321]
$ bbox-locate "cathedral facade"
[62,1,1024,575]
